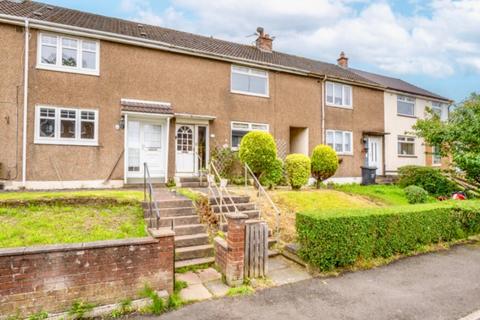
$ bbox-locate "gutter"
[21,18,29,187]
[0,13,386,91]
[321,76,327,144]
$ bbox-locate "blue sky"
[41,0,480,102]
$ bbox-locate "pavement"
[136,243,480,320]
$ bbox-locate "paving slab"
[269,265,312,286]
[176,271,202,285]
[179,284,213,302]
[268,256,292,271]
[196,268,222,283]
[204,279,230,297]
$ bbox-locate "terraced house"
[0,0,447,190]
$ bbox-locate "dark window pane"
[40,119,55,137]
[81,121,95,139]
[61,120,76,138]
[232,130,248,148]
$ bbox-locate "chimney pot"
[337,51,349,68]
[255,26,273,53]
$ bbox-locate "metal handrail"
[244,163,281,240]
[207,161,240,224]
[143,162,170,230]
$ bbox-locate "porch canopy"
[121,98,174,115]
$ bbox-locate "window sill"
[337,153,353,156]
[398,155,417,158]
[36,64,100,77]
[230,90,269,99]
[34,139,99,147]
[326,103,353,110]
[397,113,417,119]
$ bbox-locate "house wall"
[0,22,385,188]
[384,91,449,174]
[325,85,385,179]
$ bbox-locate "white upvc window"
[231,121,269,150]
[35,106,99,146]
[432,145,442,165]
[231,65,269,97]
[326,130,353,154]
[37,33,100,76]
[325,82,352,108]
[397,95,415,116]
[398,136,415,156]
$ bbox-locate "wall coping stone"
[214,236,227,249]
[225,213,248,220]
[149,227,176,238]
[0,237,159,257]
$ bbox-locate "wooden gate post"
[225,212,248,286]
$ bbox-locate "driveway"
[140,243,480,320]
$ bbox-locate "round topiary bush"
[285,154,311,190]
[239,131,277,178]
[404,185,429,204]
[259,157,284,190]
[310,144,338,188]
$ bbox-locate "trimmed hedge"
[296,201,480,271]
[397,165,457,196]
[285,154,311,190]
[239,131,277,177]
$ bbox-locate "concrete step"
[144,199,193,209]
[175,244,214,261]
[144,206,195,218]
[211,202,256,213]
[175,257,215,270]
[268,249,279,258]
[175,233,210,248]
[215,209,260,220]
[179,182,208,188]
[209,195,250,205]
[174,224,207,236]
[146,215,200,228]
[178,176,203,183]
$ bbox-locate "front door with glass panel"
[127,120,164,178]
[176,125,195,173]
[367,136,383,175]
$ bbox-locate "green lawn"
[333,184,424,206]
[0,189,144,202]
[0,189,147,248]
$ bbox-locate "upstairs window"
[326,82,352,108]
[38,33,99,75]
[35,106,98,146]
[397,95,415,116]
[231,121,269,149]
[231,65,269,97]
[326,130,353,154]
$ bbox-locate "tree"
[310,145,338,188]
[285,154,311,190]
[413,93,480,184]
[238,131,277,179]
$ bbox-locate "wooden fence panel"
[244,220,268,278]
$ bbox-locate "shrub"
[310,145,338,188]
[285,154,311,190]
[397,165,457,196]
[404,185,428,204]
[238,131,277,178]
[296,201,480,271]
[260,158,284,189]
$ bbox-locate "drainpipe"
[21,19,30,188]
[321,76,327,144]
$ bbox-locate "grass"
[333,184,424,206]
[0,189,144,202]
[226,285,255,297]
[175,188,203,202]
[0,203,146,248]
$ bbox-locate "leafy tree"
[310,144,338,189]
[413,93,480,184]
[238,131,277,179]
[285,154,311,190]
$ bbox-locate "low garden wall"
[296,201,480,271]
[0,229,174,318]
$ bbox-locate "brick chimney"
[255,27,273,53]
[337,51,349,68]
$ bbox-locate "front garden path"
[136,243,480,320]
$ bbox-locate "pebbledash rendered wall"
[0,230,174,318]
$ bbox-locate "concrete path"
[143,243,480,320]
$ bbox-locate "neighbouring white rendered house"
[352,69,452,175]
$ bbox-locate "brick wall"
[214,237,227,275]
[0,230,174,318]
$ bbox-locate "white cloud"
[120,0,480,77]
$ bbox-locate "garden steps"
[143,206,195,218]
[144,199,193,209]
[175,257,215,270]
[210,202,257,213]
[209,195,250,204]
[175,233,210,248]
[175,244,214,261]
[174,224,207,236]
[176,176,208,188]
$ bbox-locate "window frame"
[325,129,353,155]
[432,145,442,166]
[397,135,416,156]
[34,105,99,146]
[37,32,100,76]
[230,121,269,150]
[230,65,269,98]
[397,95,416,117]
[325,81,353,109]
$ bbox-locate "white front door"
[176,125,195,173]
[127,120,165,178]
[368,136,383,175]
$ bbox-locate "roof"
[0,0,378,86]
[121,99,173,115]
[351,68,450,102]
